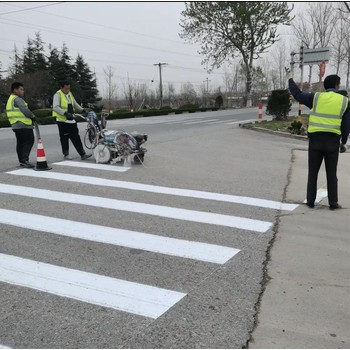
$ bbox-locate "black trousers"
[13,128,34,163]
[307,132,340,206]
[57,122,85,156]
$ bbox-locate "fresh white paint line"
[0,253,186,319]
[51,160,130,172]
[0,209,239,264]
[303,188,328,205]
[0,346,11,349]
[183,119,219,125]
[226,117,273,125]
[7,169,298,211]
[0,184,272,232]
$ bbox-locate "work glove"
[340,144,347,153]
[64,112,74,120]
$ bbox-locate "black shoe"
[306,202,315,208]
[329,204,342,210]
[20,161,35,168]
[81,153,92,160]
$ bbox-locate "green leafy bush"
[288,118,306,135]
[179,103,200,110]
[0,116,10,128]
[267,90,291,121]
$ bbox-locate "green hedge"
[0,106,221,128]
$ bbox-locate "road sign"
[320,61,326,77]
[303,47,330,65]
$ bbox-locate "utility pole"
[203,77,211,106]
[153,62,168,108]
[298,45,304,117]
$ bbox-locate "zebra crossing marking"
[0,253,186,319]
[52,160,130,172]
[183,119,219,125]
[7,169,299,211]
[0,208,239,264]
[0,183,272,232]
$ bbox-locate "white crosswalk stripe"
[51,160,131,172]
[0,184,273,232]
[0,253,186,319]
[7,169,298,211]
[0,208,239,264]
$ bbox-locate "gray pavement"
[249,150,350,348]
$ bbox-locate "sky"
[0,1,306,98]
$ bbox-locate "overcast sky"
[0,1,306,97]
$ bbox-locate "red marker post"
[258,102,263,120]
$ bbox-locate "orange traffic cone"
[35,138,52,171]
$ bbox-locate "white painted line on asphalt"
[7,169,298,211]
[226,117,273,125]
[303,188,328,205]
[0,209,239,264]
[0,345,11,349]
[0,184,272,232]
[52,160,131,172]
[183,119,219,125]
[0,253,186,319]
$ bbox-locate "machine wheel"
[84,125,97,149]
[93,144,111,164]
[134,153,144,163]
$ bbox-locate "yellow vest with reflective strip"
[5,94,33,126]
[308,92,348,135]
[52,90,76,122]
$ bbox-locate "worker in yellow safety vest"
[288,73,350,210]
[52,81,91,160]
[6,82,36,168]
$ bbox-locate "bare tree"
[293,3,337,88]
[180,82,198,105]
[331,10,349,74]
[272,40,289,89]
[103,65,117,111]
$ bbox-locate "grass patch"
[256,114,309,133]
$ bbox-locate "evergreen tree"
[73,54,98,105]
[8,45,23,78]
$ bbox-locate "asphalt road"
[0,106,308,348]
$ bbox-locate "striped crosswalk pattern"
[0,253,185,319]
[0,161,299,321]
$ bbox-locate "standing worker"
[288,73,350,210]
[52,81,91,160]
[6,82,36,168]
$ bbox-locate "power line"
[0,19,201,59]
[2,2,185,45]
[0,2,64,16]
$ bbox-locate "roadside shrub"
[215,95,223,108]
[179,103,200,110]
[0,116,10,128]
[288,118,306,135]
[267,90,291,121]
[160,105,172,110]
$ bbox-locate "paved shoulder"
[250,151,350,348]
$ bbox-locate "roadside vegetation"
[256,114,308,135]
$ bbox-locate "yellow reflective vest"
[6,94,33,126]
[308,92,348,135]
[52,90,76,122]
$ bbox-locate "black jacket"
[288,78,350,144]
